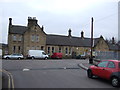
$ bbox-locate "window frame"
[13,35,17,41]
[59,47,62,53]
[52,47,54,53]
[48,47,50,54]
[65,47,68,55]
[107,61,116,68]
[98,61,109,68]
[36,35,39,42]
[31,35,35,42]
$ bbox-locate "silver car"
[3,54,24,59]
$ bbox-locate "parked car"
[51,53,62,59]
[3,54,24,59]
[27,50,49,59]
[87,60,120,87]
[76,54,86,59]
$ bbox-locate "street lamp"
[89,17,94,64]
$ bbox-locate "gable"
[94,37,109,51]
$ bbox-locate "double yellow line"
[1,69,14,89]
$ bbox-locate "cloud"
[0,0,119,43]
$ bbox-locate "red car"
[51,53,62,59]
[87,60,120,87]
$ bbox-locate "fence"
[95,51,120,60]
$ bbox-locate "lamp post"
[89,17,94,64]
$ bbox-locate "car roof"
[102,60,120,62]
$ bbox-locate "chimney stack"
[9,18,12,26]
[68,28,72,37]
[81,31,84,39]
[28,17,38,27]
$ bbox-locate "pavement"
[78,60,93,70]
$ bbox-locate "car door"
[96,61,109,78]
[10,54,15,59]
[103,61,116,79]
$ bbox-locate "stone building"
[7,17,111,58]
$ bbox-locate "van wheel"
[31,56,34,59]
[111,77,120,87]
[44,57,48,60]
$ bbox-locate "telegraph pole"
[89,17,94,64]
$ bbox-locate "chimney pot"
[9,18,12,25]
[81,31,84,38]
[68,28,72,37]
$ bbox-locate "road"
[2,59,115,88]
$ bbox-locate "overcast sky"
[0,0,119,44]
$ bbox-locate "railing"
[95,51,119,60]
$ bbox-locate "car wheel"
[18,57,21,60]
[6,57,9,59]
[111,77,120,87]
[87,69,93,78]
[31,56,34,59]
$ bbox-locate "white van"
[27,50,49,59]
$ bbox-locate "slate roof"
[94,38,100,46]
[108,43,120,51]
[8,25,105,48]
[46,34,99,47]
[0,43,8,49]
[9,25,27,34]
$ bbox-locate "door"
[95,61,109,78]
[41,52,46,58]
[103,61,116,79]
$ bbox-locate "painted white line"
[23,68,30,71]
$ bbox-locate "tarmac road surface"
[2,59,114,88]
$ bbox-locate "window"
[18,46,21,53]
[108,62,115,68]
[31,35,35,42]
[31,46,35,50]
[98,61,108,67]
[42,52,46,55]
[18,36,22,41]
[31,35,39,42]
[52,47,54,53]
[36,46,39,50]
[69,48,72,55]
[41,46,44,50]
[13,46,16,53]
[65,48,68,54]
[13,35,17,41]
[48,47,50,54]
[59,47,62,53]
[36,35,39,42]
